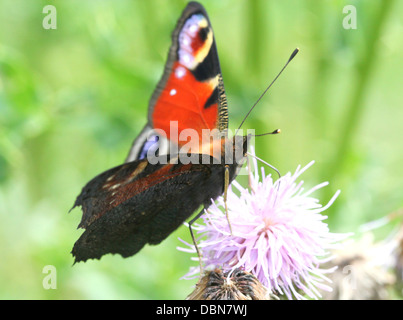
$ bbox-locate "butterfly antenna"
[235,48,299,136]
[247,151,283,206]
[253,129,281,137]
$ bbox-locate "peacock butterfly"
[70,2,251,263]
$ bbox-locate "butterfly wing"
[126,2,228,162]
[71,157,228,263]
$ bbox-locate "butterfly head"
[221,134,250,167]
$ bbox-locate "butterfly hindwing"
[126,1,228,163]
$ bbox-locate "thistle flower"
[395,231,403,296]
[322,233,396,300]
[179,153,347,300]
[186,268,275,300]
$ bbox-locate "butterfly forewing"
[126,2,228,162]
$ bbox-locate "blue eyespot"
[138,135,159,160]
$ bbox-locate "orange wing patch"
[153,61,219,140]
[152,13,223,154]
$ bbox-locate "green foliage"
[0,0,402,299]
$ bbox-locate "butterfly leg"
[246,154,254,192]
[188,208,206,274]
[224,165,233,236]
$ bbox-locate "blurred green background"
[0,0,402,299]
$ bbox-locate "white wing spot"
[175,66,186,78]
[170,89,177,96]
[109,183,121,190]
[106,174,115,182]
[189,24,198,34]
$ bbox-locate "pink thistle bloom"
[178,154,348,300]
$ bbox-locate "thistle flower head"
[186,268,274,300]
[179,153,347,300]
[322,233,396,300]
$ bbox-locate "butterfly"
[70,2,251,263]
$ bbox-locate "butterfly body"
[71,2,249,263]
